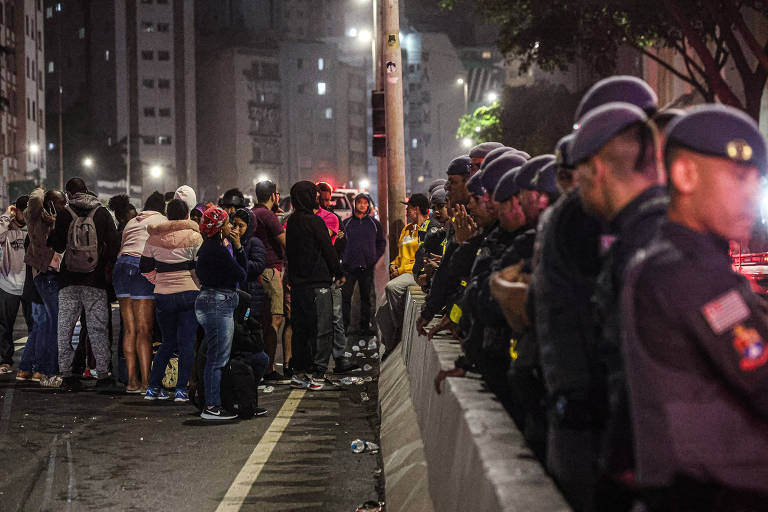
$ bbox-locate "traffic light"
[372,90,386,157]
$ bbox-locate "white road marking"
[66,439,77,504]
[216,389,306,511]
[40,435,59,512]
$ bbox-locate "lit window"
[78,27,85,39]
[142,22,153,32]
[158,51,170,61]
[318,58,324,71]
[159,108,171,117]
[158,79,170,89]
[47,142,54,150]
[144,107,156,117]
[105,50,110,61]
[47,61,53,73]
[141,50,153,60]
[324,108,332,119]
[481,51,492,59]
[412,138,418,148]
[56,3,62,12]
[45,7,52,18]
[317,82,326,95]
[157,135,171,145]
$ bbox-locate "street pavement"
[0,331,384,512]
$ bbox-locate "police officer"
[623,105,768,510]
[469,141,505,174]
[571,101,668,508]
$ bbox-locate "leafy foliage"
[457,102,503,143]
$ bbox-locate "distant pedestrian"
[195,206,246,420]
[340,193,385,336]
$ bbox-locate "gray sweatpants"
[375,272,416,351]
[58,286,110,378]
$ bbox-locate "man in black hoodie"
[285,181,344,391]
[340,193,385,335]
[48,178,120,392]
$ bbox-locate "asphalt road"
[0,333,384,512]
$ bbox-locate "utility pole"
[381,0,406,259]
[374,0,387,235]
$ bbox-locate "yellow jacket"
[391,221,427,275]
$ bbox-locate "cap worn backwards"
[493,167,522,203]
[570,102,648,166]
[574,75,658,123]
[446,155,472,177]
[481,152,528,194]
[401,193,430,212]
[515,154,556,191]
[664,103,767,175]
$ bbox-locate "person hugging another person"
[195,206,247,420]
[140,198,202,402]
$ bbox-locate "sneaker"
[15,370,33,381]
[82,367,97,379]
[95,376,123,394]
[31,372,44,382]
[40,375,63,388]
[60,376,82,392]
[290,374,310,389]
[253,407,268,417]
[309,377,325,391]
[263,371,291,385]
[200,406,238,421]
[174,389,189,403]
[333,361,361,375]
[144,386,169,401]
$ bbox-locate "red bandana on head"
[200,206,228,237]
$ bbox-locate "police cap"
[479,146,513,171]
[428,178,447,196]
[574,75,658,123]
[430,188,447,206]
[555,133,575,170]
[532,160,559,196]
[515,154,556,191]
[469,142,505,160]
[511,149,531,160]
[447,155,472,177]
[466,172,485,196]
[493,167,521,203]
[482,152,528,194]
[664,104,767,175]
[570,102,647,166]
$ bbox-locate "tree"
[456,102,503,144]
[441,0,768,120]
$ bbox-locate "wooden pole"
[382,0,406,260]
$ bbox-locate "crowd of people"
[3,175,381,422]
[374,75,768,511]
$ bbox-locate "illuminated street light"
[461,137,473,149]
[150,165,163,178]
[360,178,370,190]
[28,143,40,155]
[82,156,94,168]
[358,29,372,43]
[474,126,482,133]
[347,27,359,38]
[456,78,464,86]
[486,91,499,103]
[258,174,269,183]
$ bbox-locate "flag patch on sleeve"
[701,289,750,335]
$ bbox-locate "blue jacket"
[341,194,386,269]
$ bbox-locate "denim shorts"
[113,255,155,300]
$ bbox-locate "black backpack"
[221,358,257,419]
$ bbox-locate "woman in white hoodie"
[113,192,166,393]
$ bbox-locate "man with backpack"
[48,178,120,391]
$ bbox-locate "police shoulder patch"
[732,324,768,371]
[701,289,750,335]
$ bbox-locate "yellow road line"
[216,389,306,511]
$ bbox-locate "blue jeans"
[19,273,59,375]
[150,290,199,391]
[195,288,238,407]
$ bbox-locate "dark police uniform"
[622,105,768,508]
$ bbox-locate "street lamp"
[358,29,372,43]
[461,137,473,149]
[360,178,370,190]
[486,91,499,103]
[150,164,163,178]
[457,77,468,112]
[82,156,94,168]
[347,27,359,38]
[28,143,40,155]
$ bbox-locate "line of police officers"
[407,75,768,511]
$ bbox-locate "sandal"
[0,364,12,375]
[125,387,143,394]
[15,370,33,381]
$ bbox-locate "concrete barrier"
[380,287,570,512]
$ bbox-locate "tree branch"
[728,2,768,73]
[637,46,709,99]
[704,0,754,85]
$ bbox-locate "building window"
[324,108,332,119]
[317,82,326,95]
[159,108,171,117]
[318,58,324,71]
[46,7,52,18]
[297,58,303,70]
[47,61,53,73]
[141,50,153,60]
[158,51,170,61]
[142,22,153,32]
[412,138,418,148]
[142,136,156,145]
[26,98,30,119]
[157,0,168,3]
[297,84,305,94]
[56,3,62,11]
[158,79,170,89]
[157,23,169,32]
[481,51,492,59]
[142,78,155,88]
[157,136,171,145]
[32,101,36,121]
[141,0,152,4]
[105,50,110,61]
[144,107,156,117]
[26,57,29,78]
[48,142,54,151]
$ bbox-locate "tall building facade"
[44,0,195,201]
[0,0,45,206]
